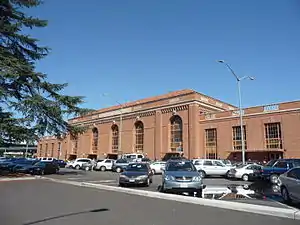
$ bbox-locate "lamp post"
[217,60,254,165]
[102,94,124,155]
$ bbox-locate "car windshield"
[166,161,196,172]
[266,160,277,167]
[126,164,148,172]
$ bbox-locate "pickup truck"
[258,159,300,184]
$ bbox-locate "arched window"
[111,125,119,153]
[170,115,183,152]
[92,127,99,151]
[135,121,144,152]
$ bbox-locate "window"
[92,127,99,152]
[111,125,119,153]
[39,144,42,157]
[71,136,78,154]
[170,115,183,152]
[275,161,287,168]
[232,126,247,150]
[105,160,112,163]
[45,143,48,157]
[287,169,298,179]
[51,143,54,157]
[205,129,217,159]
[213,161,224,167]
[203,160,213,166]
[265,123,282,149]
[135,121,144,152]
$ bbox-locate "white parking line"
[87,180,117,184]
[67,177,84,180]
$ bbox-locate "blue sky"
[28,0,300,110]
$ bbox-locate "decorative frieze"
[161,105,189,114]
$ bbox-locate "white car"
[192,159,234,178]
[95,159,114,171]
[227,164,262,181]
[150,161,166,174]
[69,158,92,170]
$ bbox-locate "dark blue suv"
[259,159,300,184]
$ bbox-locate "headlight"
[192,176,202,182]
[137,175,148,179]
[164,175,175,181]
[120,175,127,179]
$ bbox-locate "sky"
[27,0,300,110]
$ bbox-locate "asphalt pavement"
[0,180,298,225]
[44,168,297,209]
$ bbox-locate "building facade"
[37,89,300,161]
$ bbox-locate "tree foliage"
[0,0,91,144]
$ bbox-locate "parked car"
[0,158,29,171]
[68,158,92,170]
[16,161,59,175]
[160,159,204,197]
[121,153,145,162]
[119,162,153,187]
[81,161,95,171]
[278,167,300,204]
[227,164,262,181]
[54,159,67,168]
[112,158,130,173]
[256,159,300,184]
[150,161,166,174]
[192,159,233,178]
[94,159,114,171]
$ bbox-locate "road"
[44,168,298,209]
[0,179,298,225]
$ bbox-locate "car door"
[273,161,289,174]
[202,160,214,175]
[288,168,300,201]
[212,160,227,176]
[105,160,113,170]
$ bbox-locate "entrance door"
[269,153,283,160]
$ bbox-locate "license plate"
[129,179,135,182]
[180,183,188,188]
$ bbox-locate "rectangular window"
[39,144,42,157]
[265,123,282,149]
[45,143,48,157]
[51,143,54,157]
[205,129,217,159]
[71,136,78,154]
[232,126,247,150]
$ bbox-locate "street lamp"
[217,60,254,165]
[102,94,124,155]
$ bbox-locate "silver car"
[161,160,204,197]
[278,167,300,204]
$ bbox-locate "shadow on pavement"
[22,208,110,225]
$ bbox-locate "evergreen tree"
[0,0,91,144]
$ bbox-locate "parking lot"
[45,168,298,209]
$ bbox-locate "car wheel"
[119,183,124,187]
[75,165,80,170]
[151,169,156,175]
[100,166,106,172]
[281,186,291,204]
[198,170,206,178]
[85,167,90,171]
[270,174,279,184]
[196,189,202,198]
[116,167,122,173]
[242,174,249,181]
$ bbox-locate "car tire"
[85,167,90,171]
[198,170,206,178]
[196,189,202,198]
[116,167,122,173]
[75,165,80,170]
[151,169,156,175]
[100,166,106,172]
[242,174,249,181]
[281,186,291,204]
[270,174,279,184]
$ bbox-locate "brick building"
[37,89,300,161]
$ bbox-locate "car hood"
[164,171,200,177]
[122,171,148,177]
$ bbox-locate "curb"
[40,177,300,220]
[0,176,37,182]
